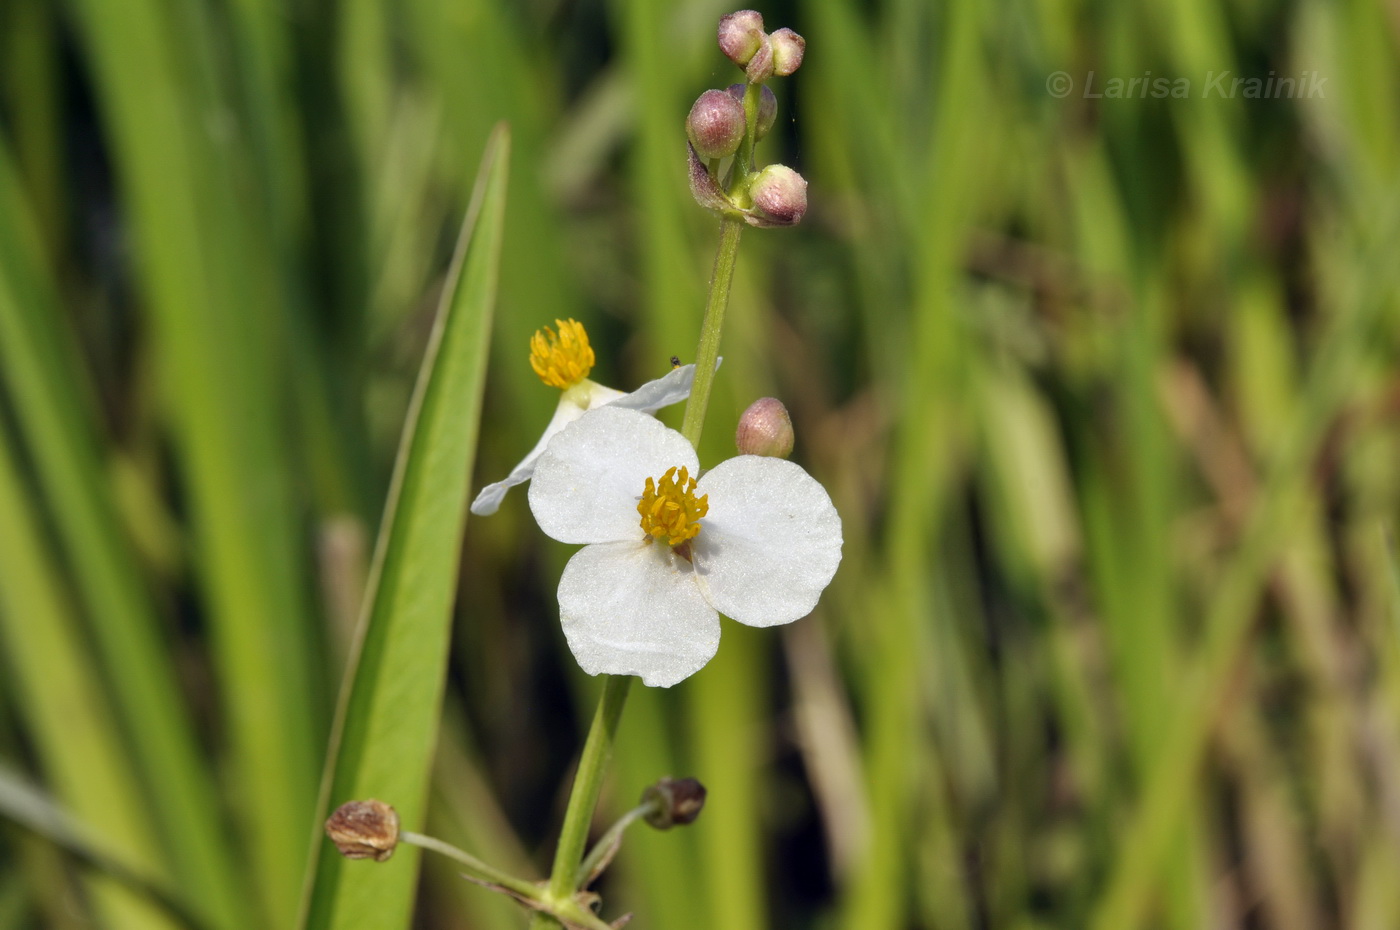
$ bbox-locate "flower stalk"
[680,215,744,449]
[528,674,633,928]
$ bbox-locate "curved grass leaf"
[299,124,510,930]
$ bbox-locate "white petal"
[557,541,720,687]
[470,398,586,515]
[691,456,843,628]
[606,363,702,413]
[528,406,699,544]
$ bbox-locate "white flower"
[471,319,699,516]
[528,406,842,687]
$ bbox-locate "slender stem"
[574,802,655,888]
[399,831,543,902]
[680,215,743,448]
[544,674,633,905]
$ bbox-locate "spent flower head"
[528,406,842,687]
[471,319,702,515]
[325,799,400,862]
[642,777,708,829]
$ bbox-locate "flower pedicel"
[528,406,842,687]
[470,318,702,515]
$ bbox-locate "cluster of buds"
[717,10,805,82]
[686,10,808,228]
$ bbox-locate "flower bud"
[745,39,775,83]
[717,10,765,67]
[686,90,747,160]
[736,397,794,458]
[748,164,807,226]
[325,799,400,862]
[688,143,732,213]
[641,777,708,829]
[769,28,805,76]
[726,83,777,140]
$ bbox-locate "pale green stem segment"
[399,832,542,902]
[574,801,658,889]
[680,215,744,449]
[529,674,633,928]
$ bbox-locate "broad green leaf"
[300,125,509,930]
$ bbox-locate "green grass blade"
[0,128,253,930]
[0,429,180,930]
[300,124,509,930]
[68,0,326,920]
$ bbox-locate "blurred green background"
[3,0,1400,927]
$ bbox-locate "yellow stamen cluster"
[530,319,595,389]
[638,467,708,546]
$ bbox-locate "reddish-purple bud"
[325,800,400,862]
[736,398,795,458]
[718,10,765,67]
[726,83,778,140]
[748,164,807,226]
[686,89,747,160]
[745,39,775,82]
[688,144,731,213]
[770,28,806,76]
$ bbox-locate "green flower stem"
[680,214,744,449]
[399,831,543,902]
[527,673,633,929]
[574,799,658,888]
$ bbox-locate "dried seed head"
[686,89,747,160]
[769,28,806,76]
[641,777,708,829]
[726,83,778,140]
[717,10,766,67]
[749,164,808,226]
[325,799,400,862]
[736,397,795,458]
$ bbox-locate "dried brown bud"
[725,83,778,140]
[718,10,766,67]
[748,164,807,226]
[769,28,806,76]
[325,799,400,862]
[687,89,747,160]
[736,397,794,458]
[641,777,708,829]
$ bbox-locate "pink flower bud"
[769,28,805,76]
[748,165,807,226]
[686,89,747,160]
[717,10,765,67]
[736,397,795,458]
[726,83,777,140]
[745,38,775,82]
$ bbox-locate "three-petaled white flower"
[471,319,698,515]
[528,406,842,687]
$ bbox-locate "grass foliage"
[1,0,1399,928]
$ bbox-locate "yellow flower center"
[638,466,708,547]
[530,319,595,389]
